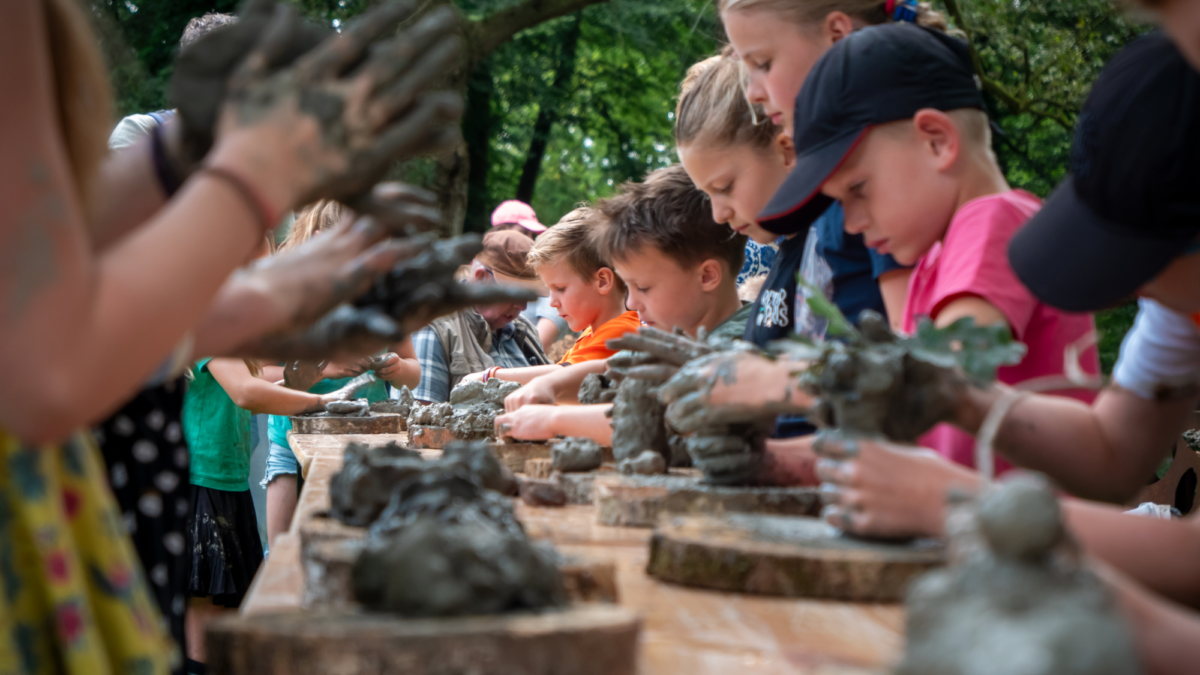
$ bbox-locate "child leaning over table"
[459,206,641,386]
[495,165,752,443]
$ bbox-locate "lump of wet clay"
[519,479,568,507]
[619,450,666,476]
[441,441,518,496]
[325,399,370,417]
[450,378,521,409]
[329,442,425,527]
[896,474,1141,675]
[370,386,414,417]
[578,373,617,405]
[609,378,670,463]
[550,437,604,473]
[355,467,566,617]
[408,402,452,428]
[443,407,499,441]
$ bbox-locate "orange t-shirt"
[558,311,642,364]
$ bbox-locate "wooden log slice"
[207,605,641,675]
[1134,437,1200,515]
[491,441,552,473]
[290,413,404,435]
[555,467,618,505]
[408,425,458,449]
[559,556,619,604]
[593,475,821,528]
[302,539,362,610]
[299,515,365,554]
[647,514,945,602]
[525,458,554,479]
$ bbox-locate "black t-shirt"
[743,231,808,347]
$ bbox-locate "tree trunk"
[515,13,583,204]
[463,60,495,234]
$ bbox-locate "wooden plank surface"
[244,433,904,674]
[287,432,410,478]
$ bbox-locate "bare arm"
[207,358,326,416]
[876,268,912,332]
[495,404,613,445]
[88,136,168,251]
[1066,500,1200,610]
[467,365,563,386]
[1095,561,1200,675]
[505,359,609,411]
[537,317,560,351]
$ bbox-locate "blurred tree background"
[92,0,1148,369]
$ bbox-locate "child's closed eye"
[848,180,867,198]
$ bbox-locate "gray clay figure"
[325,399,370,417]
[608,327,777,483]
[578,373,617,405]
[354,465,566,617]
[550,437,605,473]
[896,474,1142,675]
[329,441,425,527]
[407,380,521,440]
[619,450,667,476]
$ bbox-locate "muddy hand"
[812,429,977,540]
[218,2,464,207]
[238,304,404,360]
[660,350,805,433]
[606,327,712,367]
[170,0,331,175]
[346,182,441,237]
[283,359,326,390]
[684,431,763,486]
[354,235,536,335]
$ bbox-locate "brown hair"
[43,0,113,210]
[527,207,628,296]
[718,0,950,33]
[180,13,238,49]
[675,48,782,152]
[598,165,747,277]
[280,200,348,251]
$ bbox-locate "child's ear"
[698,259,725,292]
[776,133,797,169]
[595,268,616,295]
[912,109,960,172]
[823,11,856,44]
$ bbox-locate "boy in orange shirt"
[462,207,639,385]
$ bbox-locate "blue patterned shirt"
[412,321,537,403]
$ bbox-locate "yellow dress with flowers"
[0,430,175,675]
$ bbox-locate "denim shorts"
[260,440,300,488]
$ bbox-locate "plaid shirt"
[411,322,539,403]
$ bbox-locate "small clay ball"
[619,450,666,476]
[520,479,567,507]
[977,475,1065,563]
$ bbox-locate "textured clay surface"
[551,437,604,473]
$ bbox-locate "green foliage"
[908,317,1027,385]
[798,279,859,340]
[1095,301,1139,375]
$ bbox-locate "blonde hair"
[675,48,782,152]
[527,207,628,295]
[280,200,347,251]
[718,0,950,33]
[44,0,114,210]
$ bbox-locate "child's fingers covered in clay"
[494,407,557,442]
[814,437,980,539]
[504,381,555,412]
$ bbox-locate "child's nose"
[842,204,869,235]
[745,73,768,105]
[712,201,733,226]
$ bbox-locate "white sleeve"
[1112,299,1200,399]
[107,114,158,150]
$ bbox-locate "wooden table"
[243,433,903,674]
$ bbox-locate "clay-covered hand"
[366,352,406,381]
[659,349,807,433]
[504,379,556,413]
[606,327,713,367]
[237,304,404,361]
[353,235,537,335]
[812,429,979,540]
[494,406,559,442]
[214,1,464,207]
[683,430,766,486]
[282,359,326,391]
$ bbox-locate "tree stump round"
[648,514,944,602]
[593,475,821,527]
[290,413,405,435]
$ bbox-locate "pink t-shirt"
[902,190,1099,474]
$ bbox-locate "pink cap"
[490,200,547,234]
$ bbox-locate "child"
[263,200,421,548]
[675,50,909,439]
[460,207,640,386]
[495,165,751,442]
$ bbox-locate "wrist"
[206,132,298,222]
[953,383,1007,434]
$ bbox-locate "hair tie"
[891,0,919,22]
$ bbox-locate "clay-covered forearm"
[984,388,1196,504]
[89,137,169,251]
[549,404,614,446]
[1066,500,1200,610]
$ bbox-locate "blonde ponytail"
[675,49,782,152]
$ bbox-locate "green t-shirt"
[183,358,253,491]
[266,376,389,449]
[708,302,754,344]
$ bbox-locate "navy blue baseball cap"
[758,23,986,235]
[1007,32,1200,313]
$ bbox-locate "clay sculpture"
[355,466,566,617]
[550,437,605,473]
[519,479,569,507]
[618,450,667,476]
[578,373,617,405]
[607,328,777,484]
[324,399,369,417]
[329,442,426,527]
[407,379,522,441]
[896,474,1141,675]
